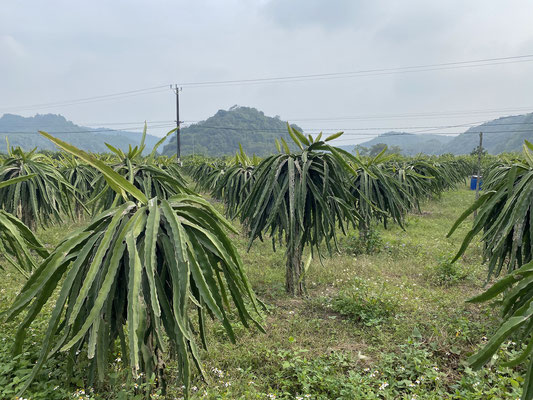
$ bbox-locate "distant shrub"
[342,229,383,256]
[428,255,468,286]
[329,278,396,326]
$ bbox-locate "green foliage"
[350,150,414,233]
[0,184,526,399]
[392,160,438,209]
[187,159,229,194]
[4,132,264,399]
[449,343,525,399]
[341,228,383,256]
[409,158,471,196]
[428,255,468,287]
[258,342,451,399]
[448,141,533,400]
[328,277,396,326]
[90,161,189,212]
[212,145,260,219]
[239,126,360,295]
[78,128,189,213]
[162,106,304,157]
[0,145,74,229]
[0,209,49,278]
[269,349,360,399]
[59,156,97,219]
[448,141,533,277]
[0,338,72,400]
[355,142,402,157]
[347,151,471,245]
[353,131,454,156]
[268,342,523,399]
[465,260,533,399]
[470,145,487,157]
[0,174,50,278]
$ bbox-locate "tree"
[387,145,402,155]
[465,260,533,400]
[212,145,259,219]
[448,141,533,400]
[355,143,402,157]
[349,149,413,240]
[5,132,264,398]
[448,141,533,276]
[470,145,487,157]
[59,156,96,220]
[188,159,228,195]
[161,106,303,157]
[0,145,74,229]
[0,175,49,278]
[90,127,188,213]
[239,126,360,296]
[354,145,370,156]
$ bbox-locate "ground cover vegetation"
[0,125,531,399]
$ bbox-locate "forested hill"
[0,113,164,153]
[442,113,533,154]
[162,106,302,157]
[354,112,533,155]
[353,131,454,156]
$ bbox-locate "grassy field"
[0,186,526,399]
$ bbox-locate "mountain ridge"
[162,106,302,157]
[3,109,532,157]
[353,112,533,155]
[0,113,166,153]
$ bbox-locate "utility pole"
[174,84,182,165]
[474,132,483,218]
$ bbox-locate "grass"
[0,186,526,399]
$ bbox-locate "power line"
[79,120,174,127]
[284,108,533,122]
[6,108,530,130]
[0,85,170,113]
[177,54,533,88]
[180,121,533,132]
[0,123,177,135]
[3,54,533,113]
[4,121,533,137]
[15,108,533,129]
[321,130,530,137]
[120,126,531,137]
[180,106,533,125]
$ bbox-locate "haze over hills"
[2,110,532,157]
[351,132,454,156]
[162,106,302,157]
[353,112,533,155]
[0,113,165,153]
[443,113,533,154]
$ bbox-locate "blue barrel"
[470,175,482,190]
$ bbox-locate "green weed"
[341,228,383,256]
[427,255,469,286]
[327,277,397,327]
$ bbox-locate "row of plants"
[0,122,523,399]
[186,128,474,296]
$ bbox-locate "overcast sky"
[1,0,533,145]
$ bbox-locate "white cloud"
[1,0,533,144]
[0,35,27,58]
